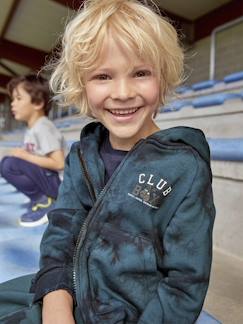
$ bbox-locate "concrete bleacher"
[160,72,243,323]
[161,72,243,262]
[0,177,46,282]
[175,70,243,99]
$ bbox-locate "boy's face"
[85,36,160,150]
[11,84,39,122]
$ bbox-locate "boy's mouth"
[107,107,140,116]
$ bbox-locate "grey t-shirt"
[24,116,66,156]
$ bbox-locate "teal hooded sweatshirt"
[0,122,215,324]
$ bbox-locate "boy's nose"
[111,78,135,100]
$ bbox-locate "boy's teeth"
[110,108,138,115]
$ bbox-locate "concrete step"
[157,100,243,138]
[0,179,46,283]
[204,248,243,324]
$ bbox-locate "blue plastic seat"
[0,141,22,147]
[55,121,71,128]
[0,179,46,283]
[54,117,81,128]
[196,310,221,323]
[162,100,192,112]
[224,71,243,83]
[208,138,243,161]
[192,93,241,108]
[192,80,219,91]
[175,85,191,94]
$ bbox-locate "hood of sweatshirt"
[150,126,211,166]
[80,122,211,167]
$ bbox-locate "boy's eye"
[135,70,152,78]
[94,74,111,80]
[13,96,21,101]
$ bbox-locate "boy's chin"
[14,116,26,122]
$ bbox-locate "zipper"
[72,139,145,308]
[78,149,96,203]
[72,212,91,303]
[72,148,96,305]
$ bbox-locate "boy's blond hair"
[50,0,184,116]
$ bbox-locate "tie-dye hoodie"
[31,122,215,324]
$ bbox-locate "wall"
[185,21,243,84]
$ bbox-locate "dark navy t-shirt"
[100,134,128,184]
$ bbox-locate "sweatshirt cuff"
[30,266,75,304]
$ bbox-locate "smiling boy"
[0,1,215,323]
[34,1,215,322]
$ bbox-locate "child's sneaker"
[19,196,55,227]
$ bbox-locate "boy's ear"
[33,101,45,111]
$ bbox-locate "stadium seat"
[55,121,71,129]
[0,178,46,283]
[162,100,192,112]
[192,92,241,108]
[192,80,219,91]
[208,138,243,161]
[0,141,21,147]
[175,85,191,94]
[224,71,243,83]
[197,310,221,324]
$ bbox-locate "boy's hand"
[11,147,30,159]
[42,289,75,324]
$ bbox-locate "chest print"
[128,173,172,209]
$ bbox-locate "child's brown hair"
[7,74,51,115]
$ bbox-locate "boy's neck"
[27,111,45,128]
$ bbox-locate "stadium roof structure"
[0,0,243,102]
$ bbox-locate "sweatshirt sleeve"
[30,150,89,302]
[138,158,215,324]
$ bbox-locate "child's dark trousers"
[0,156,60,201]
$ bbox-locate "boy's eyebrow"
[132,64,154,70]
[91,67,112,73]
[91,64,153,73]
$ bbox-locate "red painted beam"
[51,0,84,11]
[0,39,48,70]
[194,0,243,41]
